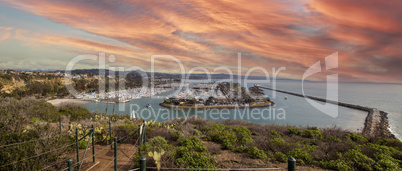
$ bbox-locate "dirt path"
[76,144,138,171]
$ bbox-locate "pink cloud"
[3,0,402,83]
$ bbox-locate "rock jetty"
[257,86,395,138]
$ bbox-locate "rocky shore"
[362,109,394,138]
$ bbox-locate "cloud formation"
[1,0,402,83]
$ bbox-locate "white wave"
[386,111,402,141]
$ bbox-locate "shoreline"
[159,101,273,109]
[101,99,131,103]
[257,86,396,139]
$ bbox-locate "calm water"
[82,80,401,140]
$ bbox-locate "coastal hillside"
[0,70,170,100]
[0,98,401,170]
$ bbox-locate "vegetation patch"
[1,98,401,170]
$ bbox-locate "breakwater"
[257,86,394,138]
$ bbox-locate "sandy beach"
[47,98,93,107]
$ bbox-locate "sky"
[0,0,401,83]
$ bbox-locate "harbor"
[73,83,184,103]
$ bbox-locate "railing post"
[288,157,296,171]
[110,118,113,150]
[138,124,142,145]
[59,117,62,132]
[67,159,73,171]
[76,127,79,170]
[114,137,117,171]
[140,156,146,171]
[142,125,146,144]
[92,124,95,163]
[138,124,142,154]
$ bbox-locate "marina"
[73,83,184,103]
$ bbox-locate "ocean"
[82,80,401,140]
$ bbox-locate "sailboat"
[130,110,136,119]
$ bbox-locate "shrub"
[286,147,313,165]
[174,147,216,168]
[72,124,94,149]
[232,126,253,145]
[344,149,375,170]
[359,143,402,160]
[148,136,171,153]
[222,138,235,150]
[117,123,138,134]
[203,124,254,152]
[0,98,60,122]
[326,136,342,143]
[109,114,130,121]
[203,124,232,141]
[248,146,268,161]
[178,137,207,152]
[0,124,74,170]
[175,137,215,168]
[93,125,110,144]
[274,152,287,162]
[304,144,317,153]
[134,143,152,167]
[377,138,402,150]
[270,130,282,137]
[173,130,184,141]
[374,157,400,171]
[133,136,171,168]
[288,127,302,135]
[59,105,94,121]
[232,126,253,152]
[31,117,42,123]
[270,138,298,153]
[304,129,323,139]
[203,124,236,150]
[271,137,286,146]
[193,129,201,136]
[320,159,351,171]
[346,133,367,143]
